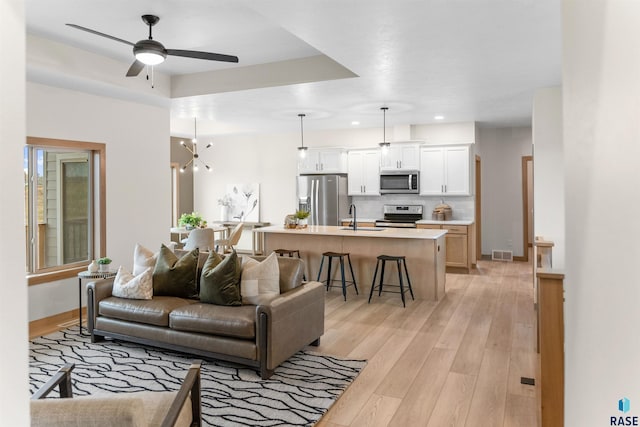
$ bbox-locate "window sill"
[27,266,88,286]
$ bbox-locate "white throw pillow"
[133,243,157,275]
[112,266,153,300]
[240,252,280,305]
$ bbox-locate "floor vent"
[492,250,513,262]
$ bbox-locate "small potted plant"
[179,212,203,230]
[294,209,310,227]
[97,257,112,272]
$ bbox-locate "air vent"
[492,250,513,262]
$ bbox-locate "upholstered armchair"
[30,362,202,427]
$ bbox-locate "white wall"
[476,126,532,257]
[532,87,564,268]
[27,82,170,320]
[412,122,476,144]
[0,0,28,423]
[564,1,640,424]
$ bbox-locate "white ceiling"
[25,0,562,137]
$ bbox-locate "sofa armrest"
[86,278,115,335]
[257,281,325,371]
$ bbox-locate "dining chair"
[215,222,244,253]
[182,227,215,252]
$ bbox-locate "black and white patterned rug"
[29,327,365,426]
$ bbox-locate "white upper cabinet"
[348,150,380,195]
[298,148,347,174]
[420,145,470,196]
[380,144,420,171]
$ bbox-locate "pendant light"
[297,113,308,158]
[180,118,213,173]
[379,106,390,155]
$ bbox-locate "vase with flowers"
[218,195,232,222]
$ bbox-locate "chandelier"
[180,118,212,172]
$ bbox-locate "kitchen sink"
[340,227,385,231]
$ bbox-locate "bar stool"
[368,255,414,307]
[317,252,358,301]
[274,248,306,280]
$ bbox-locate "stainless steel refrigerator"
[297,174,350,226]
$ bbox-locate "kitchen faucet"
[349,204,357,231]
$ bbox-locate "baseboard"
[29,308,82,340]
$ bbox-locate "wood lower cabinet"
[417,223,474,272]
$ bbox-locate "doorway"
[520,155,533,262]
[475,155,482,261]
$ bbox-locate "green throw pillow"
[199,250,242,306]
[152,245,199,298]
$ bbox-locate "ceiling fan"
[66,14,239,77]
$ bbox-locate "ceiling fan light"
[135,51,165,65]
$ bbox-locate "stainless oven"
[375,205,423,228]
[379,171,419,194]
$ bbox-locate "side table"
[77,270,116,335]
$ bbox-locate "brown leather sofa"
[87,256,324,379]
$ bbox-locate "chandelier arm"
[182,158,194,169]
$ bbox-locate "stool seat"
[368,254,414,307]
[323,251,349,257]
[274,248,301,257]
[317,252,358,301]
[377,254,405,261]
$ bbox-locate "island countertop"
[256,225,447,240]
[256,225,447,301]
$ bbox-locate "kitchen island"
[255,225,447,301]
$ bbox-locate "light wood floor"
[316,259,539,427]
[29,258,539,427]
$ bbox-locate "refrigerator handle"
[314,179,319,225]
[311,179,316,225]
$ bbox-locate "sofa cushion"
[199,250,242,306]
[133,243,158,276]
[112,266,153,300]
[241,252,280,305]
[99,296,196,327]
[275,257,305,293]
[152,245,199,298]
[169,303,256,339]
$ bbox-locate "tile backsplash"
[350,194,475,221]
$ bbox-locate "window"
[25,137,106,285]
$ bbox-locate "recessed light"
[351,121,360,125]
[434,115,444,120]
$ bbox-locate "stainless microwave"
[379,171,420,194]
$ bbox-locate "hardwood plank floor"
[317,259,539,427]
[31,258,539,427]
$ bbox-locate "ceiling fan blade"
[126,60,145,77]
[66,23,135,47]
[166,49,239,63]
